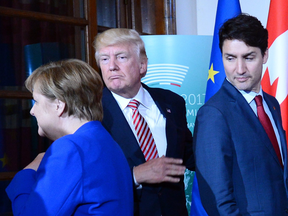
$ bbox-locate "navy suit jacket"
[102,84,194,216]
[194,79,288,215]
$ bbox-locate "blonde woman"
[6,59,133,216]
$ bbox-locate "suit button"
[285,208,288,213]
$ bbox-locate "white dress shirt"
[111,85,167,157]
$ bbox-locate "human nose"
[108,57,119,71]
[30,105,35,116]
[236,59,246,74]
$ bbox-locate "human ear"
[263,49,268,64]
[56,100,66,117]
[139,57,148,76]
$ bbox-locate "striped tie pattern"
[128,99,159,161]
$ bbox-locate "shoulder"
[65,121,113,144]
[263,91,280,105]
[202,80,244,110]
[48,135,80,156]
[143,83,184,102]
[263,91,281,113]
[49,123,98,153]
[202,89,230,110]
[197,87,241,121]
[102,87,114,104]
[45,123,110,166]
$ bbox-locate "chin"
[38,129,47,138]
[235,84,252,92]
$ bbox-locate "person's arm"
[24,152,45,171]
[6,139,82,216]
[194,105,241,216]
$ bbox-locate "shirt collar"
[111,85,151,111]
[239,87,263,104]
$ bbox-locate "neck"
[57,116,89,138]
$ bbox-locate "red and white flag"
[261,0,288,141]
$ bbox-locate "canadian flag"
[261,0,288,141]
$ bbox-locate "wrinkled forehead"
[100,41,135,52]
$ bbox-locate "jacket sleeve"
[193,105,241,216]
[6,139,83,216]
[180,96,194,171]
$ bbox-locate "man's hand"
[24,152,45,171]
[134,156,186,184]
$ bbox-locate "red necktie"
[255,95,283,168]
[128,99,159,161]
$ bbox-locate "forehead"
[99,43,134,55]
[32,80,41,93]
[32,81,47,99]
[32,85,43,101]
[222,39,260,55]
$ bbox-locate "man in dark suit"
[93,28,194,216]
[194,14,288,215]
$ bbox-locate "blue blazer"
[102,84,194,216]
[6,121,133,216]
[194,79,288,215]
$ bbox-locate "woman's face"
[30,81,58,139]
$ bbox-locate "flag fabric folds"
[261,0,288,142]
[190,0,241,215]
[205,0,241,102]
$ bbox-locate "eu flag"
[190,0,241,215]
[205,0,241,102]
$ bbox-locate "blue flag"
[190,0,241,215]
[205,0,241,102]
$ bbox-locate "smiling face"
[30,81,59,140]
[99,43,147,98]
[222,39,268,93]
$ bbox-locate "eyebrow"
[99,53,109,57]
[224,51,256,58]
[99,50,128,56]
[242,51,256,58]
[115,51,129,56]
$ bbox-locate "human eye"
[100,56,109,64]
[225,55,234,61]
[245,56,254,61]
[117,54,128,62]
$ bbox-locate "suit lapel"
[103,85,181,163]
[264,93,287,170]
[102,88,145,166]
[222,80,284,169]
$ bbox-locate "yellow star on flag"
[0,154,9,168]
[207,63,219,83]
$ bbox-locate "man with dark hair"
[194,14,288,215]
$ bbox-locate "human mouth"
[109,75,122,80]
[235,76,249,82]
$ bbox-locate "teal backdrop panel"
[141,35,212,213]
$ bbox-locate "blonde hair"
[25,59,103,121]
[93,28,147,66]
